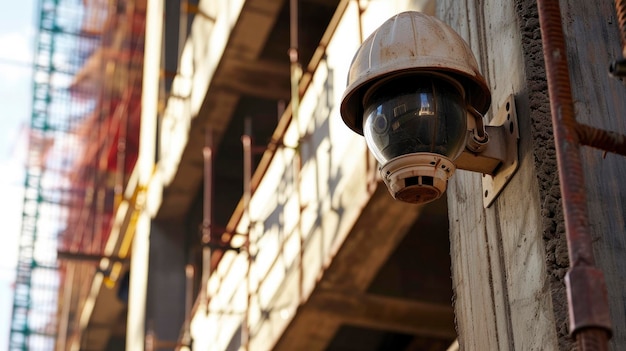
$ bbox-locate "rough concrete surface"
[514,1,572,349]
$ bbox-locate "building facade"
[20,0,626,350]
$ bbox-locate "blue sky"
[0,1,37,348]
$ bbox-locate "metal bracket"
[482,95,519,207]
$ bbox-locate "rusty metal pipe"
[536,0,612,348]
[241,118,253,351]
[202,128,213,316]
[576,123,626,156]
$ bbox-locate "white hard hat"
[340,11,491,135]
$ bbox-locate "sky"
[0,1,37,349]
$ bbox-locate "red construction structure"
[10,1,145,349]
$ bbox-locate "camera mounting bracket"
[455,94,520,207]
[481,95,519,207]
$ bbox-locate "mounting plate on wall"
[482,95,520,207]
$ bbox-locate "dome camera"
[340,11,519,206]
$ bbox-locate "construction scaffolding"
[9,0,145,350]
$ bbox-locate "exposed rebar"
[241,118,253,351]
[576,123,626,156]
[202,128,213,314]
[536,0,612,348]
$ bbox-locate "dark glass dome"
[363,75,467,164]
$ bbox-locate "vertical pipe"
[535,0,612,348]
[357,0,364,44]
[243,118,253,242]
[182,264,194,347]
[241,118,253,351]
[202,128,213,312]
[355,0,377,192]
[289,0,306,306]
[179,0,188,63]
[289,0,300,125]
[289,0,298,61]
[295,132,304,305]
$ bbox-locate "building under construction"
[10,0,144,349]
[11,0,626,350]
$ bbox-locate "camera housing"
[340,11,519,206]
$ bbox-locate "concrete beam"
[309,290,456,339]
[319,184,426,292]
[158,0,287,221]
[272,184,446,351]
[215,58,291,100]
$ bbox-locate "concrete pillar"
[146,221,187,349]
[127,0,163,348]
[439,0,626,349]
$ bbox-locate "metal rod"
[288,0,306,307]
[181,264,194,347]
[357,0,365,43]
[241,117,253,351]
[536,0,612,348]
[202,128,213,312]
[289,0,301,128]
[289,0,298,55]
[576,121,626,156]
[179,0,188,64]
[56,250,129,263]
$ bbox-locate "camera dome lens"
[362,74,467,165]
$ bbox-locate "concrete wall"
[561,1,626,348]
[440,0,626,349]
[188,1,431,350]
[189,3,367,348]
[169,0,626,350]
[439,1,559,349]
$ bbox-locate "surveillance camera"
[361,73,467,203]
[340,11,518,205]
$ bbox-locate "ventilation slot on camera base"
[380,153,456,204]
